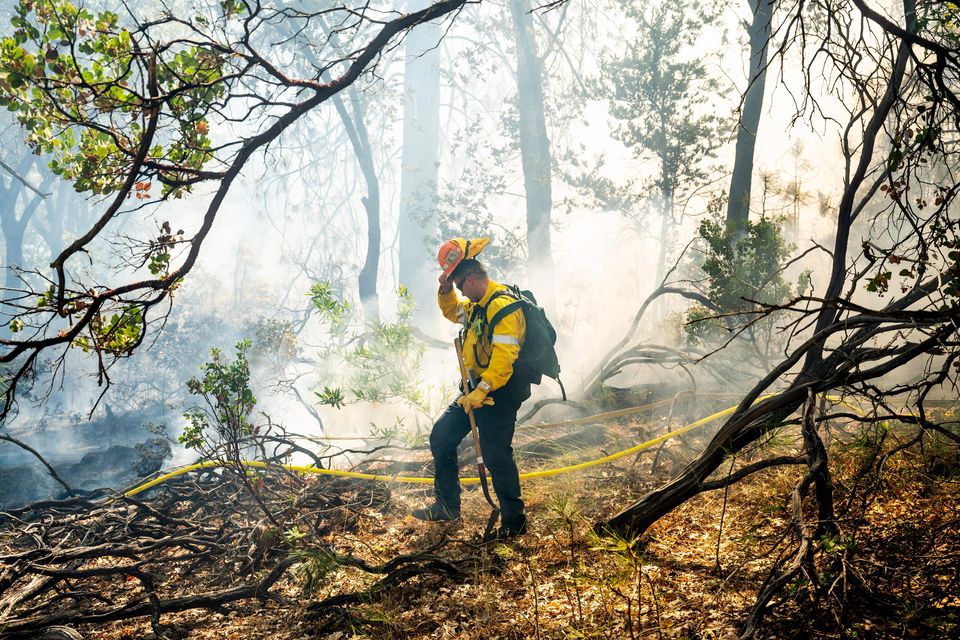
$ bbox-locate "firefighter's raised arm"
[438,280,466,325]
[436,237,489,325]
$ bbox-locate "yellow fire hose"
[123,393,863,498]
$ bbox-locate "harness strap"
[470,289,521,368]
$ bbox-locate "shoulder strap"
[485,289,516,305]
[478,288,513,318]
[486,300,525,340]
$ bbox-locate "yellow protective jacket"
[438,279,526,391]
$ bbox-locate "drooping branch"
[582,284,725,396]
[0,0,469,419]
[49,51,161,314]
[599,260,959,538]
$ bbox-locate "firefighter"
[412,238,529,541]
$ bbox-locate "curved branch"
[0,0,470,419]
[50,51,162,313]
[0,434,75,497]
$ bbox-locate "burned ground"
[1,405,958,640]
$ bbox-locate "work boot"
[411,503,460,522]
[481,519,528,543]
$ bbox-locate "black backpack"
[483,285,566,400]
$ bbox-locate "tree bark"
[509,0,554,307]
[806,5,914,361]
[654,181,675,319]
[600,264,953,538]
[725,0,774,239]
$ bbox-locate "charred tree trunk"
[725,0,774,240]
[806,4,914,362]
[600,264,953,538]
[803,393,836,538]
[509,0,554,308]
[398,5,441,321]
[602,278,948,542]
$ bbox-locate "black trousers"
[429,382,529,528]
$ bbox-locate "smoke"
[0,0,886,504]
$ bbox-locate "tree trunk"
[806,4,913,362]
[333,90,381,322]
[0,156,45,293]
[508,0,554,307]
[654,185,674,318]
[398,8,441,321]
[603,17,920,534]
[602,389,805,538]
[725,0,774,240]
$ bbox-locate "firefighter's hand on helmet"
[438,272,453,294]
[456,387,494,412]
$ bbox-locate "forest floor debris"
[1,414,958,640]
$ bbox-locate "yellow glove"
[456,387,495,412]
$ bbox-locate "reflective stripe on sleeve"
[491,334,520,346]
[456,305,466,322]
